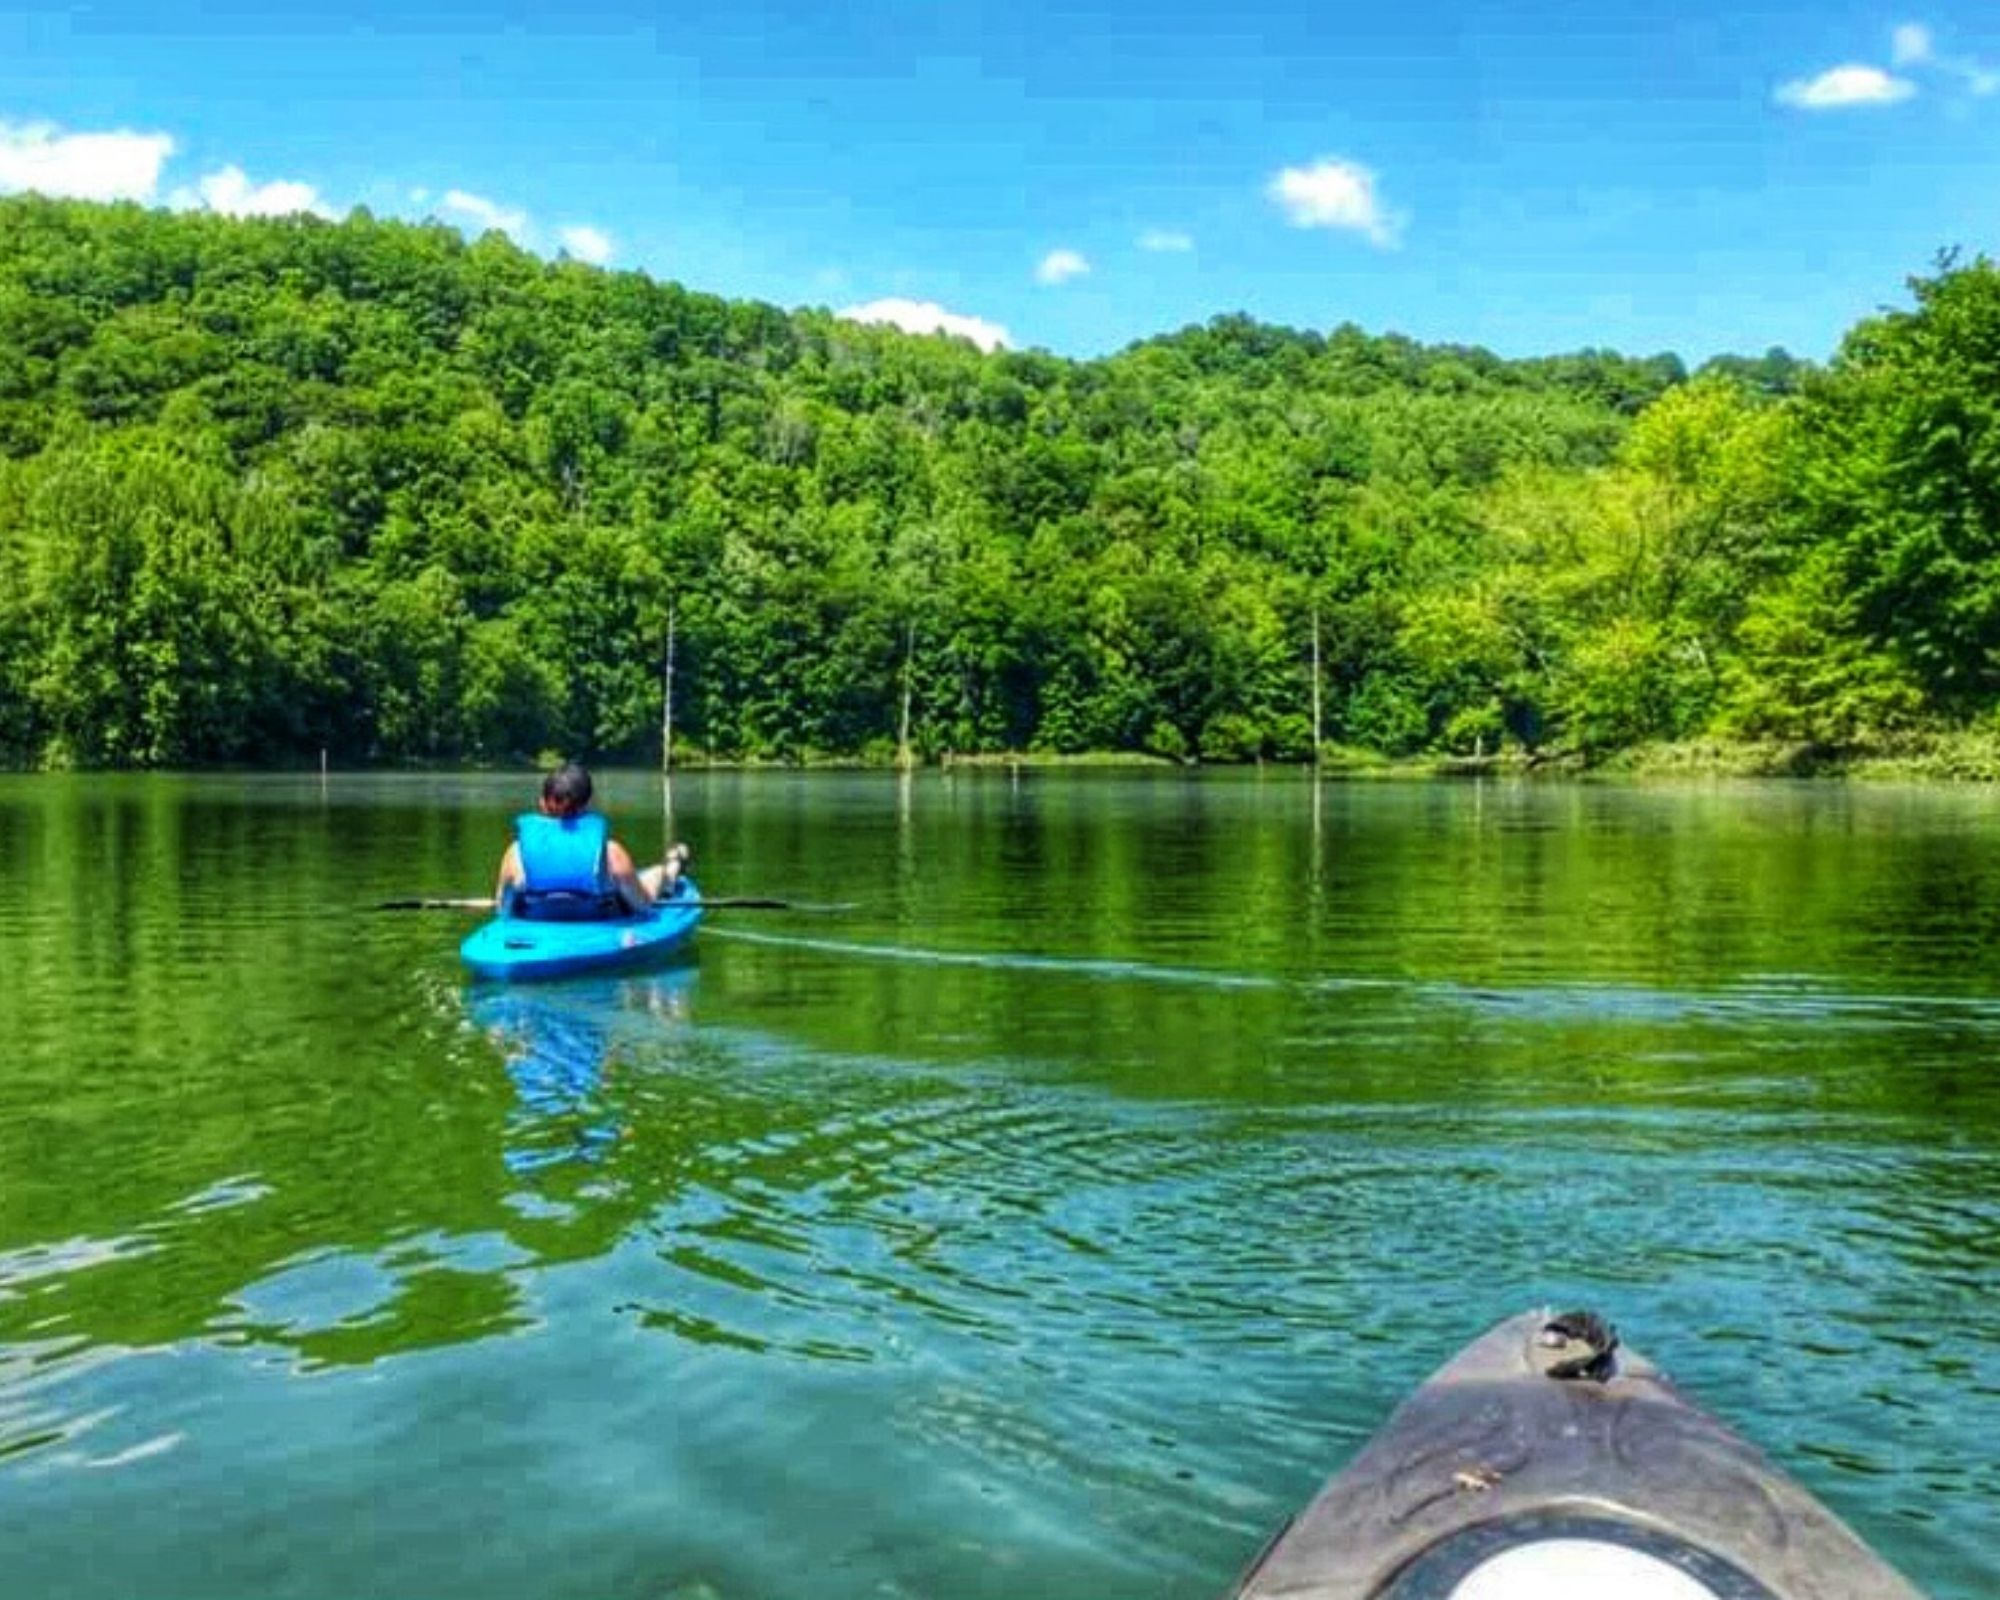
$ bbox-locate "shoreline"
[12,733,2000,781]
[669,734,2000,780]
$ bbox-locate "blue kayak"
[460,882,704,982]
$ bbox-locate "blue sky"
[0,0,1994,361]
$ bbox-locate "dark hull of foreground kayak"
[1231,1309,1922,1600]
[460,884,703,982]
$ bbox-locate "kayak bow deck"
[1231,1309,1921,1600]
[459,882,703,982]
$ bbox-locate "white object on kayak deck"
[1450,1538,1721,1600]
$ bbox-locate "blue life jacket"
[511,812,623,921]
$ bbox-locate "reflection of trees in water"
[0,947,708,1388]
[237,964,711,1372]
[7,773,2000,1452]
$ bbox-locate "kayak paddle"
[373,895,852,912]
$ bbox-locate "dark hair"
[542,761,593,814]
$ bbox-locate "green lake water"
[0,770,1995,1598]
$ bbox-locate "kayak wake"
[703,929,2000,1028]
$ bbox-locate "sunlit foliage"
[2,197,1992,766]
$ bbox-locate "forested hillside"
[0,195,1991,768]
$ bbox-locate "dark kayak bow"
[1231,1309,1920,1600]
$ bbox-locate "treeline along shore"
[2,196,1997,772]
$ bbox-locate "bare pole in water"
[661,601,676,836]
[1310,601,1323,768]
[898,617,916,771]
[662,602,676,776]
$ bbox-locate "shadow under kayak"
[460,884,704,982]
[1231,1309,1920,1600]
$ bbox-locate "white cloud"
[1775,64,1916,109]
[1267,157,1400,246]
[1034,247,1090,286]
[837,298,1011,352]
[439,188,529,241]
[173,164,330,218]
[559,224,613,264]
[1792,24,1996,104]
[0,119,174,202]
[1137,228,1193,253]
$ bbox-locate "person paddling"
[493,762,686,917]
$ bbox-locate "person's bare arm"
[494,841,522,908]
[606,839,653,912]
